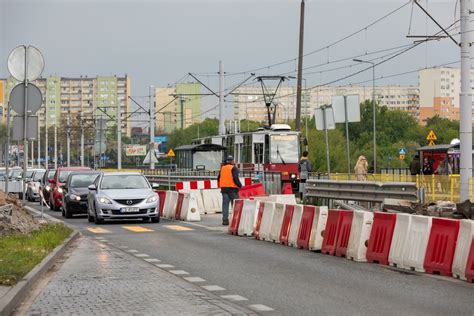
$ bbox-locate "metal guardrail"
[305,179,418,203]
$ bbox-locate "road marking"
[127,249,139,253]
[248,304,274,312]
[134,254,149,258]
[201,285,226,291]
[94,236,106,240]
[122,226,154,233]
[221,295,248,302]
[88,227,111,234]
[144,258,161,263]
[156,264,174,268]
[163,225,194,231]
[183,277,206,283]
[169,270,189,275]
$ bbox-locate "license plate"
[121,207,139,213]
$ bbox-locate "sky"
[0,0,468,119]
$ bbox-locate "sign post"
[167,149,175,189]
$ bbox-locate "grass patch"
[0,224,72,286]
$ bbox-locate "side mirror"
[151,183,159,189]
[88,184,97,191]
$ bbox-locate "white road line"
[201,285,226,291]
[156,264,174,268]
[127,249,139,253]
[220,295,248,302]
[144,258,161,263]
[183,277,206,283]
[169,270,189,275]
[248,304,274,312]
[134,254,150,258]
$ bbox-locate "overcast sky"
[0,0,468,118]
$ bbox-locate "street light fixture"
[353,58,376,173]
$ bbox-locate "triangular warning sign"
[167,149,175,158]
[426,130,437,141]
[143,150,159,164]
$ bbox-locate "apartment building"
[1,75,131,136]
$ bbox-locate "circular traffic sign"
[9,83,43,115]
[7,45,44,81]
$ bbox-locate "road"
[28,201,473,315]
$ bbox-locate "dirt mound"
[0,192,42,236]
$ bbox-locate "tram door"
[253,134,265,173]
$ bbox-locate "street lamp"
[353,58,376,173]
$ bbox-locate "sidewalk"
[19,237,253,315]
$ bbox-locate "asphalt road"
[28,202,474,315]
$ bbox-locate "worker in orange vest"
[217,155,242,225]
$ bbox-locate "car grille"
[111,209,148,215]
[80,194,88,200]
[113,199,144,206]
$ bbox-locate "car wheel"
[61,207,65,217]
[64,205,72,219]
[87,212,94,223]
[49,196,54,210]
[94,208,103,225]
[151,217,160,223]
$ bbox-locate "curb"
[0,211,80,316]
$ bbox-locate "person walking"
[217,155,242,226]
[298,151,312,200]
[354,155,368,181]
[409,155,421,175]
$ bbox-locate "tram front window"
[270,135,299,164]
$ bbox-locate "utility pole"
[45,106,48,169]
[37,119,40,168]
[180,96,185,129]
[149,85,155,170]
[295,0,305,131]
[66,115,71,167]
[31,140,34,167]
[54,123,58,169]
[218,61,225,135]
[459,0,472,201]
[80,112,84,167]
[117,98,122,170]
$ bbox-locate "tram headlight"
[290,173,297,179]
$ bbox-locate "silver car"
[87,172,160,224]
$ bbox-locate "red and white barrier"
[402,215,433,272]
[334,210,354,257]
[297,205,316,250]
[180,189,205,215]
[238,199,260,236]
[321,209,343,256]
[269,203,286,243]
[389,213,412,269]
[163,191,178,219]
[288,205,304,247]
[346,211,373,262]
[253,202,266,239]
[366,212,396,265]
[258,202,276,241]
[308,206,328,251]
[280,205,296,245]
[176,180,219,191]
[229,199,245,235]
[452,220,474,280]
[201,189,222,214]
[179,192,202,222]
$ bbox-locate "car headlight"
[57,187,63,194]
[146,195,158,203]
[291,174,297,179]
[99,196,112,204]
[45,185,51,191]
[69,194,81,201]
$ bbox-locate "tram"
[188,124,301,183]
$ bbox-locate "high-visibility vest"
[219,164,238,188]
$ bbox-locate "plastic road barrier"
[452,220,474,280]
[466,239,474,283]
[269,203,286,242]
[297,205,316,250]
[288,205,304,247]
[179,192,201,222]
[258,202,276,241]
[238,199,260,236]
[308,206,329,251]
[174,193,185,220]
[201,189,222,214]
[423,218,460,276]
[176,180,219,191]
[157,191,166,217]
[282,183,293,194]
[280,204,295,245]
[334,210,354,257]
[402,215,433,272]
[253,202,266,239]
[229,199,245,235]
[321,210,343,256]
[180,189,205,215]
[388,213,412,269]
[239,183,266,199]
[366,212,396,265]
[346,211,374,262]
[163,191,178,219]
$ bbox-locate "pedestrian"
[217,155,242,226]
[368,160,375,174]
[409,154,421,175]
[422,157,433,175]
[354,155,368,181]
[298,151,312,199]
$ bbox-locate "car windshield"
[10,170,22,178]
[270,134,299,164]
[33,171,45,181]
[100,175,149,190]
[47,171,56,180]
[70,173,100,188]
[59,171,73,183]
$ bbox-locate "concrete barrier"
[179,192,201,222]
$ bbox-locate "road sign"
[167,149,175,158]
[427,130,437,141]
[398,148,406,155]
[314,106,336,130]
[8,46,44,81]
[399,154,405,160]
[9,83,43,115]
[332,95,361,123]
[143,150,159,164]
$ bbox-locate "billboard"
[125,145,147,156]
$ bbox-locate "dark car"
[61,171,101,218]
[49,167,92,211]
[40,169,56,205]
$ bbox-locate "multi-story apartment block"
[155,83,202,133]
[1,75,131,136]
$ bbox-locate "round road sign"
[9,83,43,115]
[7,45,44,81]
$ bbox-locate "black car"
[61,171,101,218]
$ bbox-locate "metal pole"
[459,0,472,201]
[372,64,376,173]
[218,61,225,135]
[322,106,331,175]
[22,45,28,205]
[54,123,57,169]
[80,112,84,167]
[295,0,305,131]
[31,140,34,167]
[149,85,155,170]
[45,105,48,169]
[117,96,122,170]
[66,115,70,167]
[344,96,351,175]
[37,120,40,168]
[99,117,103,169]
[304,79,308,151]
[5,100,11,193]
[180,96,184,129]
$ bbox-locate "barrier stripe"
[175,178,251,191]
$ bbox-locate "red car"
[49,167,92,211]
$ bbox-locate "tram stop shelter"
[175,143,226,171]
